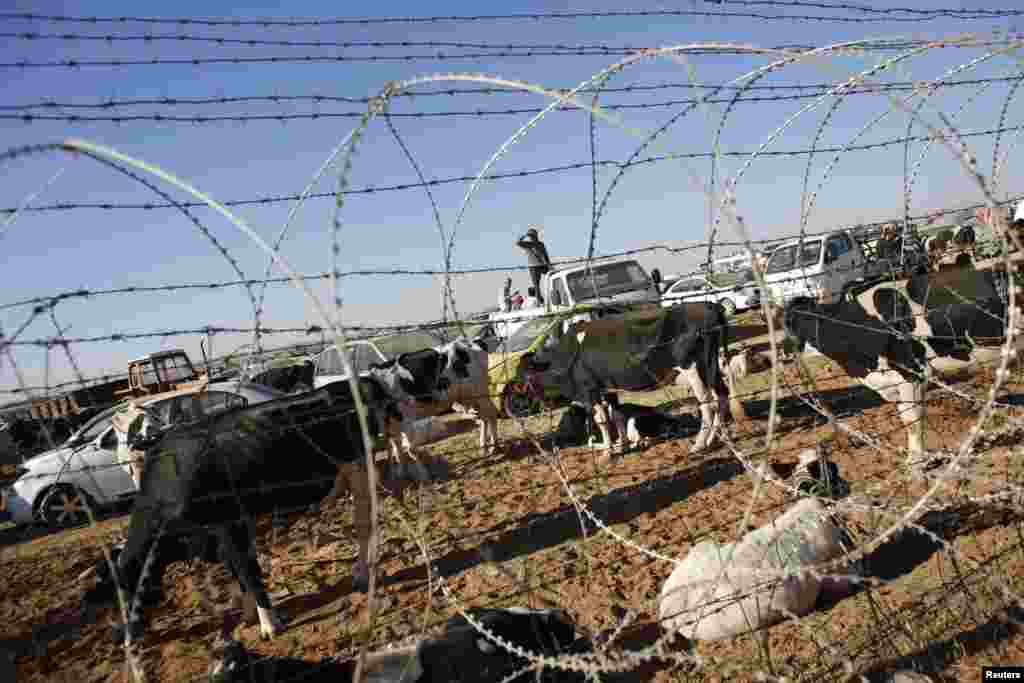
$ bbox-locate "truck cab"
[117,349,206,398]
[762,230,867,308]
[487,258,660,343]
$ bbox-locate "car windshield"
[566,261,651,301]
[502,316,559,354]
[315,342,388,378]
[69,404,123,444]
[766,240,822,274]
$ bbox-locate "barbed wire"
[5,127,1023,215]
[2,37,1023,69]
[8,76,1024,125]
[8,75,1022,111]
[2,5,1022,27]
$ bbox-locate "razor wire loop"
[6,37,1024,683]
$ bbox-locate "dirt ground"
[3,355,1024,683]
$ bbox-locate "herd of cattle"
[58,257,1017,681]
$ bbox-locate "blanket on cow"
[658,498,857,641]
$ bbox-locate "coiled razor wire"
[4,35,1024,683]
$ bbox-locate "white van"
[762,231,867,307]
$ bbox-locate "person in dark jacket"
[516,226,551,304]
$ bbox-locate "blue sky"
[1,0,1022,397]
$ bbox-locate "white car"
[660,271,757,316]
[0,381,284,528]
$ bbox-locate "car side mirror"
[550,287,562,306]
[824,252,835,265]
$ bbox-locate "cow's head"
[776,300,815,355]
[369,348,451,415]
[437,339,477,381]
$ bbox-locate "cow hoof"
[258,608,285,640]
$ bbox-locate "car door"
[71,425,137,502]
[824,235,845,301]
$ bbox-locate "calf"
[602,392,699,450]
[776,266,1012,469]
[83,350,455,642]
[529,303,746,457]
[209,607,590,683]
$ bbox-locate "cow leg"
[861,369,929,463]
[336,462,376,593]
[681,365,717,454]
[591,401,620,456]
[608,401,629,452]
[219,523,283,640]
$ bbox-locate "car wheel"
[719,298,737,316]
[38,484,93,528]
[502,384,538,419]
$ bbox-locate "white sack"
[659,498,847,641]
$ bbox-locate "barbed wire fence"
[2,29,1024,683]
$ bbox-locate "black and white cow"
[776,266,1012,467]
[528,303,747,456]
[82,350,456,642]
[375,339,500,459]
[208,607,591,683]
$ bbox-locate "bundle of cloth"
[659,451,861,641]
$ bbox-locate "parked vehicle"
[312,332,442,389]
[0,380,284,528]
[487,258,661,343]
[660,270,757,316]
[762,230,869,307]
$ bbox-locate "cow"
[81,349,457,643]
[376,339,500,459]
[527,303,747,457]
[601,392,700,451]
[208,607,591,682]
[774,265,1013,473]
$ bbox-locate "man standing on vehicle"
[516,225,551,304]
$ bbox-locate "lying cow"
[774,266,1012,470]
[82,350,456,642]
[378,339,500,458]
[209,607,591,682]
[529,303,747,456]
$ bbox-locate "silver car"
[0,381,284,528]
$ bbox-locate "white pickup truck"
[487,258,662,342]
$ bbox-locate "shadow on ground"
[387,456,746,589]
